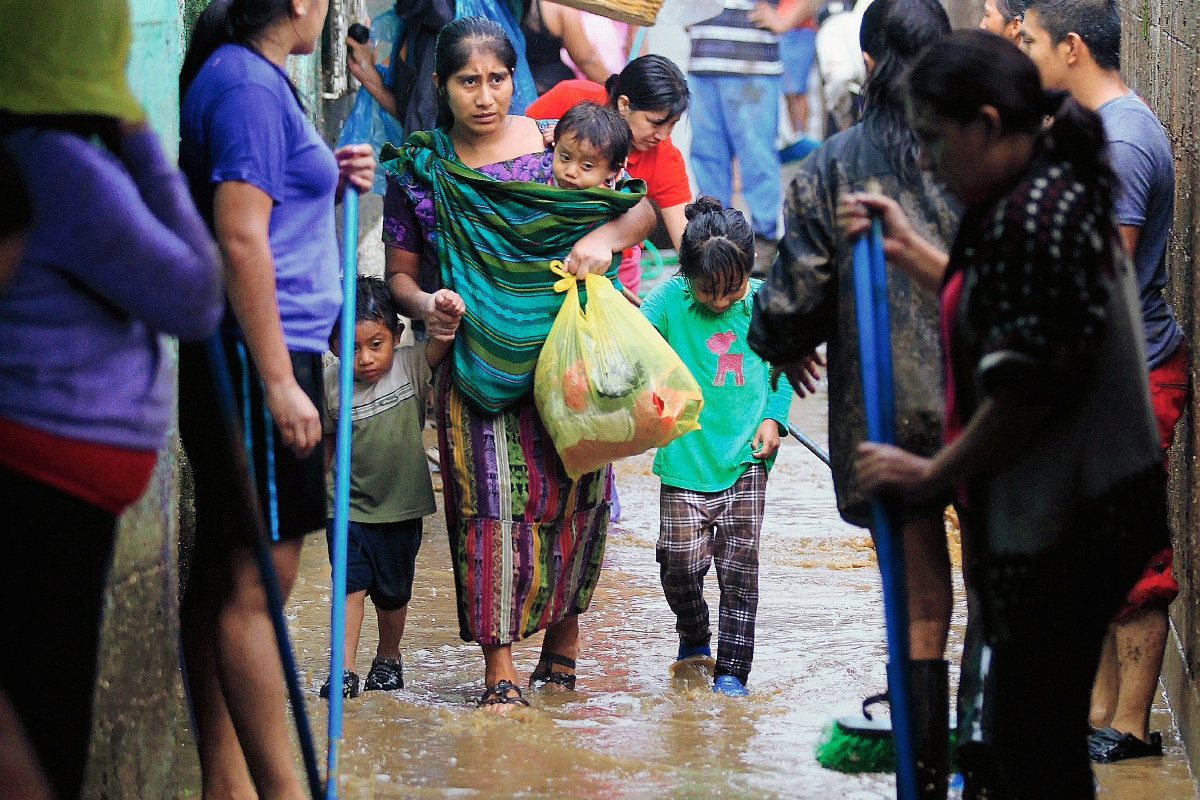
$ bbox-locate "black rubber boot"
[911,658,949,800]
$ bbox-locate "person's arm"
[50,125,223,339]
[839,190,949,294]
[564,197,656,278]
[856,390,1051,501]
[347,36,400,119]
[550,3,611,84]
[426,336,454,367]
[660,202,687,250]
[763,357,794,428]
[749,0,820,33]
[638,281,669,337]
[1109,138,1154,291]
[1119,225,1141,257]
[747,158,836,372]
[323,433,336,474]
[384,246,466,341]
[214,180,321,458]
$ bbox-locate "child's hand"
[751,419,781,460]
[542,126,556,149]
[426,289,465,341]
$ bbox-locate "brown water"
[178,388,1196,798]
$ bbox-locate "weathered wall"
[81,2,186,797]
[1116,0,1200,776]
[78,2,346,796]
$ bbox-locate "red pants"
[1116,342,1189,621]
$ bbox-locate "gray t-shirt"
[324,342,435,524]
[1097,92,1184,368]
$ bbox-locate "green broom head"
[816,715,896,773]
[814,715,959,774]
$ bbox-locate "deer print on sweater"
[706,331,744,387]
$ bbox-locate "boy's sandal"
[529,653,577,691]
[478,680,530,708]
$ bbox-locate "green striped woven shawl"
[380,130,645,415]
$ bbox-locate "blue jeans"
[687,74,782,239]
[780,28,817,96]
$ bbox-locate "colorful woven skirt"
[435,367,610,645]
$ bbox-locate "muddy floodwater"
[176,388,1196,798]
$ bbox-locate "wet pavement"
[168,384,1197,798]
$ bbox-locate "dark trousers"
[0,464,118,800]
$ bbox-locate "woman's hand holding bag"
[535,264,704,479]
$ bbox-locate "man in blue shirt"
[1023,0,1189,764]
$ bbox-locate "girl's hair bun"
[685,195,724,221]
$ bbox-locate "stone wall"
[1117,0,1200,776]
[81,3,187,796]
[77,2,347,795]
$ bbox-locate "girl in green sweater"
[641,197,794,696]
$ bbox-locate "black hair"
[908,30,1113,189]
[434,17,518,130]
[678,197,754,299]
[355,275,400,333]
[1024,0,1120,70]
[180,0,305,105]
[553,102,631,170]
[0,143,32,240]
[858,0,952,181]
[329,275,400,348]
[604,55,689,120]
[997,0,1027,21]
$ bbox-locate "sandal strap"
[543,671,576,690]
[479,679,530,707]
[862,690,889,721]
[543,653,576,672]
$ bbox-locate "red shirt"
[0,417,157,515]
[526,80,693,210]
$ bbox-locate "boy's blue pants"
[687,74,782,240]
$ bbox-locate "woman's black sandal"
[529,654,577,691]
[478,680,531,708]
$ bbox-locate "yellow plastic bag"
[535,265,703,479]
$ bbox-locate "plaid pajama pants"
[657,464,766,684]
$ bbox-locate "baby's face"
[552,132,619,190]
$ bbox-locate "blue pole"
[203,335,324,800]
[851,224,916,800]
[326,190,358,800]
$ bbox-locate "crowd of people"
[0,0,1190,799]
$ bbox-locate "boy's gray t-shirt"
[1096,91,1184,368]
[324,342,435,524]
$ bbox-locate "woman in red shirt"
[527,54,692,254]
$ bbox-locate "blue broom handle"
[326,190,358,800]
[852,225,917,800]
[204,335,324,800]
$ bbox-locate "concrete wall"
[81,3,186,796]
[79,2,336,796]
[1116,0,1200,777]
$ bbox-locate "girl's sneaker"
[713,675,749,697]
[364,655,404,691]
